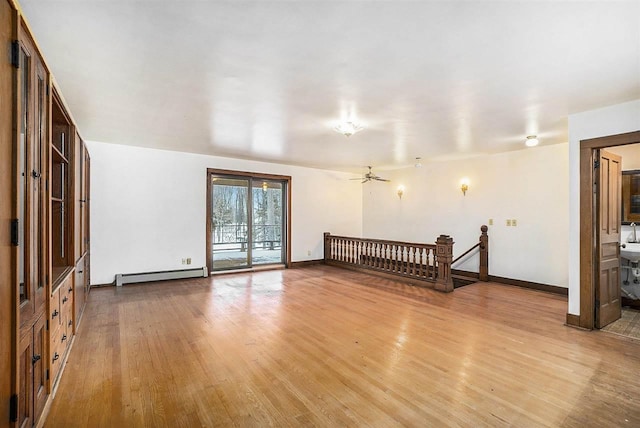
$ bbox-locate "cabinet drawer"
[50,287,61,331]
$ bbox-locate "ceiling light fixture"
[525,135,539,147]
[334,121,363,137]
[414,157,422,168]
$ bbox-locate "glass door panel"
[211,177,250,270]
[251,180,284,265]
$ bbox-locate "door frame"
[577,131,640,329]
[205,168,292,273]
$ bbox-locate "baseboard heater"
[115,266,208,286]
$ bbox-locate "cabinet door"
[17,330,33,428]
[17,22,47,328]
[75,256,85,321]
[32,315,48,421]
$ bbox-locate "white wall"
[86,141,362,285]
[363,143,570,287]
[568,99,640,315]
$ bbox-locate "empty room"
[1,0,640,427]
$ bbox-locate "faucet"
[631,223,638,243]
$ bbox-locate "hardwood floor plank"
[44,266,640,427]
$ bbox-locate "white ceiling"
[20,1,640,172]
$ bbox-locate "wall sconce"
[460,178,469,196]
[397,185,405,199]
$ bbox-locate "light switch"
[488,218,493,226]
[512,219,517,227]
[506,219,512,226]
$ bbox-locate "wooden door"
[595,149,622,328]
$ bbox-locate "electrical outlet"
[307,250,311,256]
[512,219,517,227]
[186,257,192,265]
[181,258,186,265]
[506,219,512,227]
[488,218,493,226]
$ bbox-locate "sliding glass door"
[208,171,289,272]
[251,180,284,265]
[211,177,250,270]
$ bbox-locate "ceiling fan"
[350,166,390,183]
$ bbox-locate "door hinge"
[46,369,50,381]
[10,219,19,246]
[594,159,600,169]
[46,84,50,96]
[10,40,19,69]
[9,394,18,422]
[46,319,49,330]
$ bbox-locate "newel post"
[324,232,331,263]
[479,225,489,282]
[434,235,454,293]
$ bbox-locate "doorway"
[578,131,640,329]
[206,169,291,272]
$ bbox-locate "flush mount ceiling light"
[334,121,363,137]
[525,135,539,147]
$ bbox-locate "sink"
[621,243,640,263]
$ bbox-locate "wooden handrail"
[323,232,455,292]
[450,225,489,282]
[452,242,481,265]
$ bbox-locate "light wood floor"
[45,266,640,427]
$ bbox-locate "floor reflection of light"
[386,313,411,376]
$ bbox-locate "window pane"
[18,48,29,302]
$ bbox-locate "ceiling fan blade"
[361,179,369,183]
[374,177,391,182]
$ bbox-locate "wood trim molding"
[452,269,568,296]
[487,275,568,296]
[579,130,640,330]
[565,313,584,329]
[290,259,324,268]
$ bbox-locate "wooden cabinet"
[1,3,90,426]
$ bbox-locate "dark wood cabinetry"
[0,2,91,426]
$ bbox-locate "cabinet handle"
[61,334,67,342]
[31,170,41,178]
[32,354,41,364]
[68,287,73,293]
[62,296,68,304]
[52,352,59,362]
[52,309,59,318]
[68,319,73,327]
